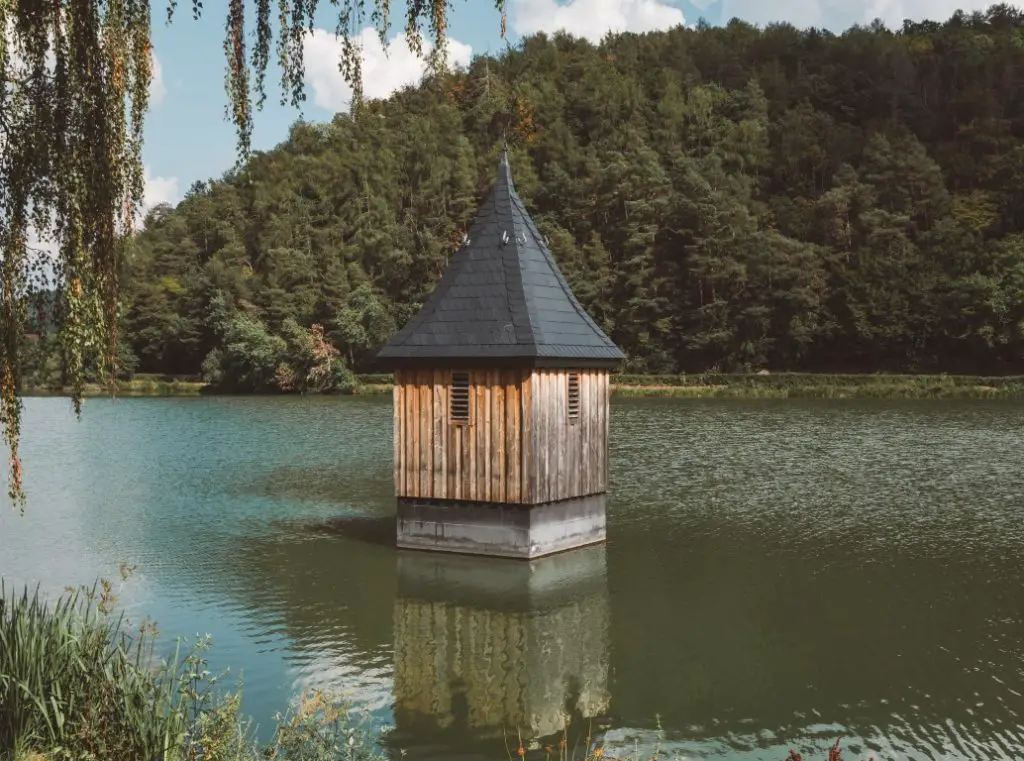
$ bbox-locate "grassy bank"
[356,372,1024,400]
[1,577,854,761]
[23,376,207,398]
[24,372,1024,400]
[609,372,1024,399]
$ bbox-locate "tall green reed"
[0,572,390,761]
[0,571,200,761]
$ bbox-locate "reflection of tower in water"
[390,546,611,752]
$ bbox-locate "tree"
[1,0,506,507]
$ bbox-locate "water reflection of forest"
[390,547,612,748]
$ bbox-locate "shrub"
[0,572,189,760]
[0,574,389,761]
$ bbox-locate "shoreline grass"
[1,575,860,761]
[608,372,1024,399]
[21,372,1024,400]
[23,379,207,398]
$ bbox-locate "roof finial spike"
[497,128,513,189]
[500,101,513,168]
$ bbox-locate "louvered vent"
[568,373,581,423]
[451,372,470,423]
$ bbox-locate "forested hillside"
[47,5,1024,389]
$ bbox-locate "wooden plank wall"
[527,369,608,504]
[393,367,609,505]
[394,369,527,503]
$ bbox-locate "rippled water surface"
[3,395,1024,761]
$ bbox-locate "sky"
[141,0,1024,215]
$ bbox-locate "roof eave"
[373,348,625,372]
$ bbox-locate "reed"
[1,577,859,761]
[0,574,188,761]
[0,574,391,761]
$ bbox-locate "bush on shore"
[0,573,384,761]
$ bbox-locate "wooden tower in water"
[376,148,625,559]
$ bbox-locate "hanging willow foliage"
[1,0,508,511]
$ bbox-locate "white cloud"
[150,52,166,106]
[686,0,1023,31]
[142,166,180,214]
[512,0,686,41]
[303,27,473,112]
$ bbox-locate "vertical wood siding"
[394,368,527,503]
[393,367,609,505]
[525,369,608,504]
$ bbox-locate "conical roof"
[376,149,625,369]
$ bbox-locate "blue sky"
[140,0,1021,210]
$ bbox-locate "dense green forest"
[24,4,1024,391]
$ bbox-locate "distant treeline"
[22,6,1024,392]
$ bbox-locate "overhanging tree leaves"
[0,0,507,509]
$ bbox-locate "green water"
[2,395,1024,761]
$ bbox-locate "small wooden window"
[568,373,581,424]
[450,371,471,423]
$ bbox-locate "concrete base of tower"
[395,493,607,559]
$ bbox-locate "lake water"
[2,395,1024,761]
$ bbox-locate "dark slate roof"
[376,149,626,368]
